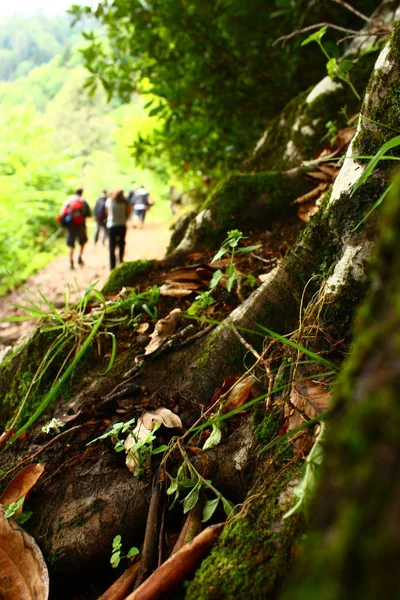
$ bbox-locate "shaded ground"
[0,219,172,352]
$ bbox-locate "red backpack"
[62,197,85,226]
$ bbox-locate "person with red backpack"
[58,188,91,269]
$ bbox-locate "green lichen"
[101,260,155,295]
[355,26,400,156]
[243,49,379,174]
[185,462,304,600]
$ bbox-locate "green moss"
[101,260,155,295]
[254,414,277,445]
[199,172,294,248]
[185,463,303,600]
[243,49,379,174]
[355,26,400,156]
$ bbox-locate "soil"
[0,219,172,353]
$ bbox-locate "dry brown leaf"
[144,308,182,355]
[289,379,331,420]
[165,267,204,282]
[222,376,255,413]
[0,505,49,599]
[0,464,45,510]
[159,285,193,298]
[141,407,183,430]
[307,171,332,182]
[137,323,150,334]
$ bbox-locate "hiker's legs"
[66,228,76,269]
[118,225,126,264]
[94,222,100,244]
[109,227,117,270]
[77,226,88,266]
[138,209,146,228]
[101,223,108,246]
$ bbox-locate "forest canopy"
[70,0,378,177]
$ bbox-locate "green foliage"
[68,0,370,176]
[110,534,139,568]
[210,229,261,293]
[187,291,216,317]
[301,26,360,101]
[166,450,235,523]
[3,496,33,525]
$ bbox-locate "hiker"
[59,188,91,270]
[130,184,153,228]
[93,189,108,245]
[105,189,131,270]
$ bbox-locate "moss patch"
[185,462,303,600]
[101,260,155,295]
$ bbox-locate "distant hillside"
[0,12,93,81]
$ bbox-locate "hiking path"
[0,219,172,352]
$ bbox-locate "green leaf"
[4,497,25,519]
[202,498,219,522]
[152,444,168,455]
[211,247,227,263]
[283,423,325,519]
[226,270,237,293]
[112,535,122,549]
[203,424,222,450]
[351,136,400,198]
[183,482,201,513]
[15,511,32,525]
[167,479,178,495]
[326,58,338,80]
[352,183,392,232]
[301,26,327,47]
[209,269,224,290]
[111,551,121,568]
[221,497,235,518]
[127,546,140,558]
[236,244,262,254]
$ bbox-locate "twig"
[250,253,278,265]
[134,470,163,589]
[124,523,225,600]
[98,561,140,600]
[273,22,361,47]
[158,496,166,568]
[0,425,85,483]
[329,0,390,30]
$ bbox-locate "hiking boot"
[78,256,84,266]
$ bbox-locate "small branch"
[98,561,140,600]
[273,22,360,47]
[329,0,391,31]
[134,470,163,589]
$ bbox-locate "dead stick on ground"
[123,523,225,600]
[134,470,163,589]
[171,503,203,556]
[98,561,140,600]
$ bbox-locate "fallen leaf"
[287,379,331,454]
[289,379,331,420]
[137,323,150,334]
[0,464,45,510]
[141,408,183,430]
[0,429,15,451]
[222,376,255,413]
[124,421,153,475]
[159,284,195,298]
[144,308,182,355]
[0,505,49,599]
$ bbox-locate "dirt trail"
[0,219,172,352]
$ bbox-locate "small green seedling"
[87,417,137,452]
[4,496,33,525]
[210,229,261,293]
[126,422,169,478]
[301,27,360,101]
[110,534,139,568]
[187,291,216,316]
